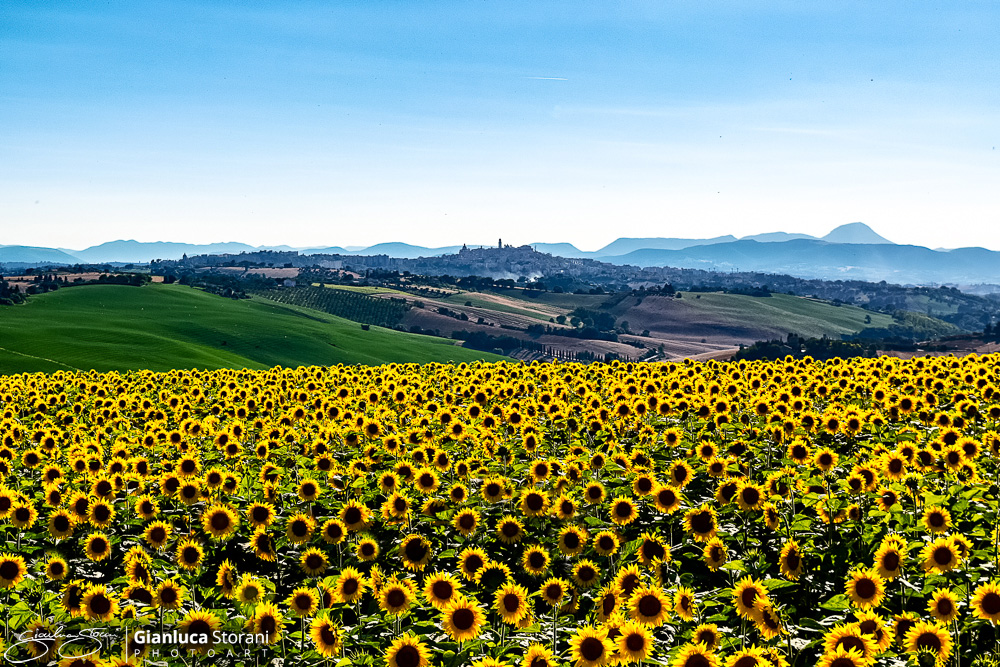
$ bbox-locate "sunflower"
[178,609,221,653]
[334,567,367,603]
[176,538,204,570]
[496,515,525,544]
[340,500,371,532]
[558,525,588,556]
[459,547,489,581]
[668,460,694,488]
[673,586,696,621]
[247,502,275,528]
[482,477,507,503]
[285,512,316,544]
[47,509,76,540]
[446,508,478,537]
[584,481,606,505]
[19,619,60,661]
[520,489,550,517]
[815,646,867,667]
[298,547,328,577]
[423,572,462,610]
[735,481,766,511]
[732,577,768,621]
[845,568,885,609]
[142,520,171,549]
[297,478,321,502]
[854,609,892,653]
[967,581,1000,622]
[609,496,638,526]
[754,601,784,640]
[252,527,276,562]
[653,484,683,513]
[571,560,601,590]
[380,577,417,616]
[60,579,85,616]
[702,538,728,571]
[321,518,347,544]
[684,505,717,541]
[87,499,115,527]
[616,620,653,664]
[235,575,263,605]
[594,584,618,622]
[671,643,719,667]
[569,625,614,667]
[521,545,550,576]
[82,584,118,621]
[400,534,432,571]
[593,531,620,557]
[927,588,960,623]
[540,577,570,607]
[441,597,486,642]
[495,582,530,625]
[822,624,875,662]
[356,536,379,561]
[9,501,37,529]
[84,532,112,562]
[627,585,671,627]
[310,618,342,658]
[154,579,184,609]
[921,537,961,574]
[814,448,838,471]
[200,503,239,541]
[903,621,952,664]
[44,556,68,581]
[690,623,721,651]
[778,539,803,580]
[523,644,557,667]
[614,565,643,599]
[0,553,27,588]
[384,634,430,667]
[284,586,319,617]
[251,602,285,645]
[873,539,905,580]
[922,506,951,534]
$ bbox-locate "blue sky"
[1,1,997,251]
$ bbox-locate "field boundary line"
[0,345,83,372]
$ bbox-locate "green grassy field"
[0,284,502,374]
[438,292,554,321]
[671,292,896,338]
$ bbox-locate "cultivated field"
[1,355,998,665]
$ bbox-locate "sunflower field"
[3,355,1000,667]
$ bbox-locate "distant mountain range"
[3,223,998,285]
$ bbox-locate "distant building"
[283,279,297,288]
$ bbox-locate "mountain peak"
[821,222,893,245]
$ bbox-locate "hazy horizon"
[3,2,997,251]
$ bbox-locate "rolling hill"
[0,284,501,374]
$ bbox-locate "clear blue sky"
[1,1,997,251]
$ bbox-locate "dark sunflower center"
[432,580,453,600]
[638,594,662,618]
[90,594,111,615]
[625,633,645,652]
[690,511,713,534]
[387,589,406,608]
[344,507,362,525]
[53,515,70,532]
[302,483,316,496]
[503,593,520,612]
[620,574,639,597]
[982,592,1000,615]
[578,566,596,581]
[452,607,475,630]
[306,554,324,570]
[404,540,428,563]
[342,579,359,595]
[395,645,420,667]
[183,546,199,563]
[529,552,545,569]
[937,598,954,615]
[916,632,942,651]
[150,527,166,542]
[459,514,475,529]
[684,654,712,667]
[563,533,580,549]
[14,507,29,522]
[933,546,954,565]
[599,536,615,551]
[292,521,308,537]
[527,494,544,511]
[602,593,615,616]
[642,541,665,561]
[0,561,19,579]
[741,488,760,505]
[211,512,231,531]
[92,538,108,553]
[785,551,800,570]
[855,578,877,600]
[838,636,863,653]
[161,588,178,604]
[580,637,605,662]
[320,626,337,646]
[545,584,562,600]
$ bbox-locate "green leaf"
[818,594,849,611]
[763,578,797,591]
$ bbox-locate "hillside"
[0,284,500,374]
